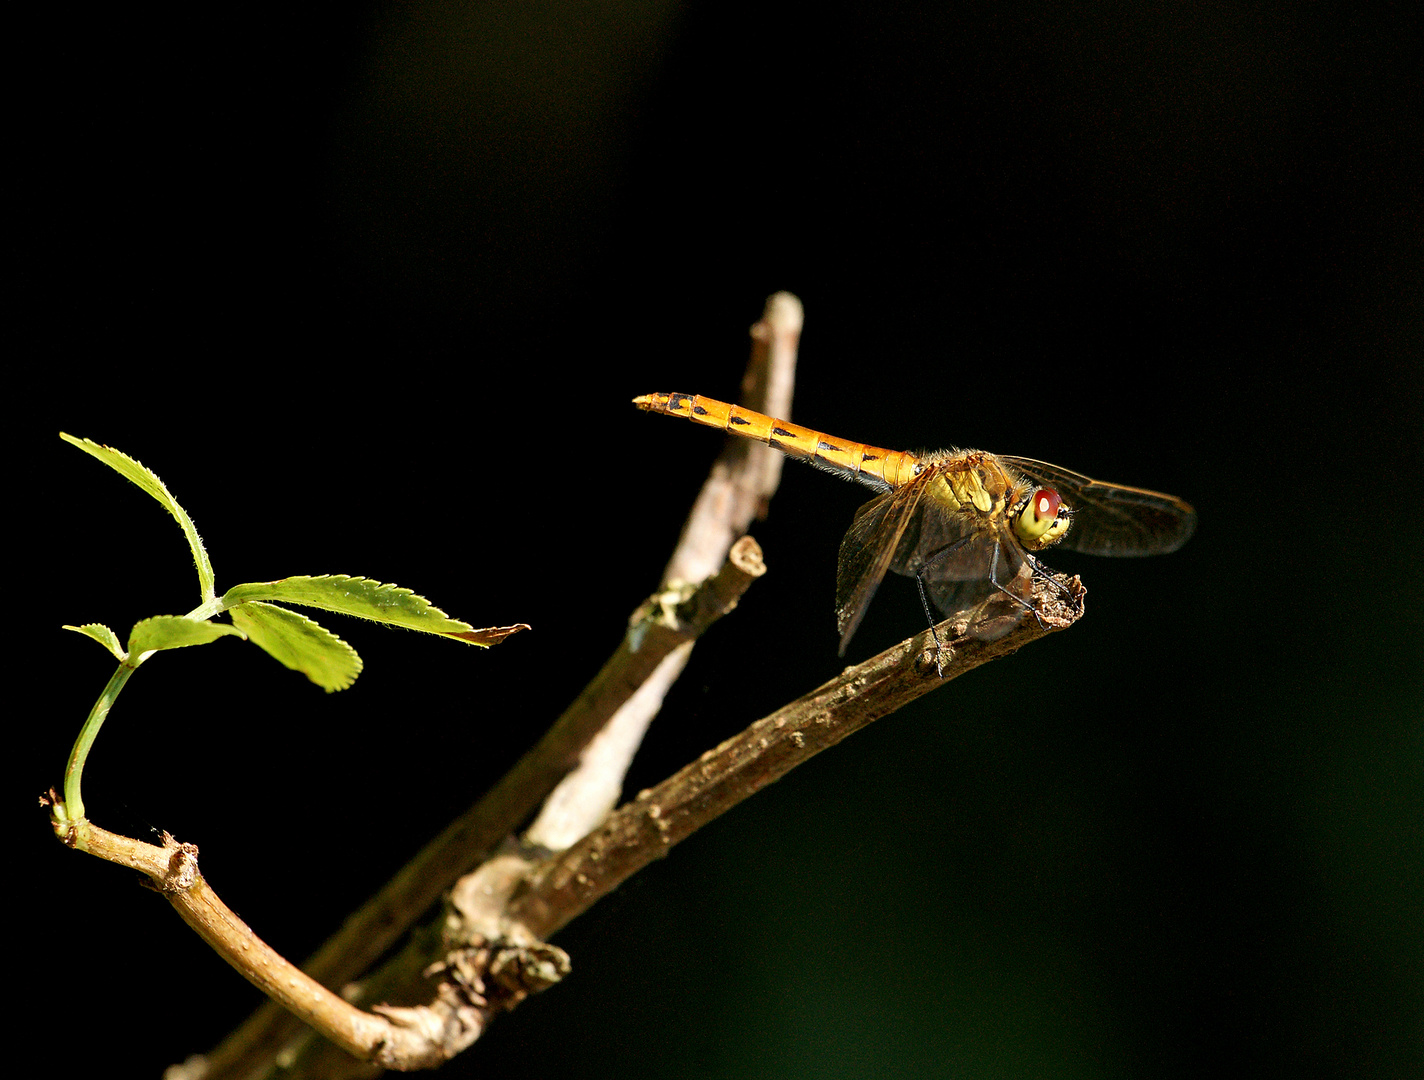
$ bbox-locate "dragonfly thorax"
[918,450,1016,517]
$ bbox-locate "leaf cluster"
[59,434,523,691]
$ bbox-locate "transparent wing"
[834,478,929,655]
[999,456,1197,557]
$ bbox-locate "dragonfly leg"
[913,569,949,677]
[986,541,1047,631]
[915,537,983,676]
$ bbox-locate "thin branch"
[508,576,1084,939]
[65,826,445,1072]
[526,536,768,851]
[525,290,800,856]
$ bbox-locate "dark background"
[16,3,1421,1077]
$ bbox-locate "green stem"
[64,661,137,823]
[184,596,226,622]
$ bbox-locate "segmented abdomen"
[633,392,918,490]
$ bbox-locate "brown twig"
[525,536,768,851]
[61,825,446,1072]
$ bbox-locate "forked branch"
[178,293,1083,1080]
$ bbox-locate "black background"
[15,3,1421,1077]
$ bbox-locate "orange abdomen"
[633,392,918,490]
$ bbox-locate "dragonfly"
[634,391,1196,657]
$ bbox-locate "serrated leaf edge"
[63,622,128,662]
[60,432,217,602]
[229,601,364,693]
[221,575,478,635]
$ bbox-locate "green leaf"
[63,623,128,662]
[60,433,217,602]
[220,575,517,645]
[229,601,363,692]
[127,616,245,661]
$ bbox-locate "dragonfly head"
[1012,487,1072,550]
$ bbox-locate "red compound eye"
[1034,488,1062,522]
